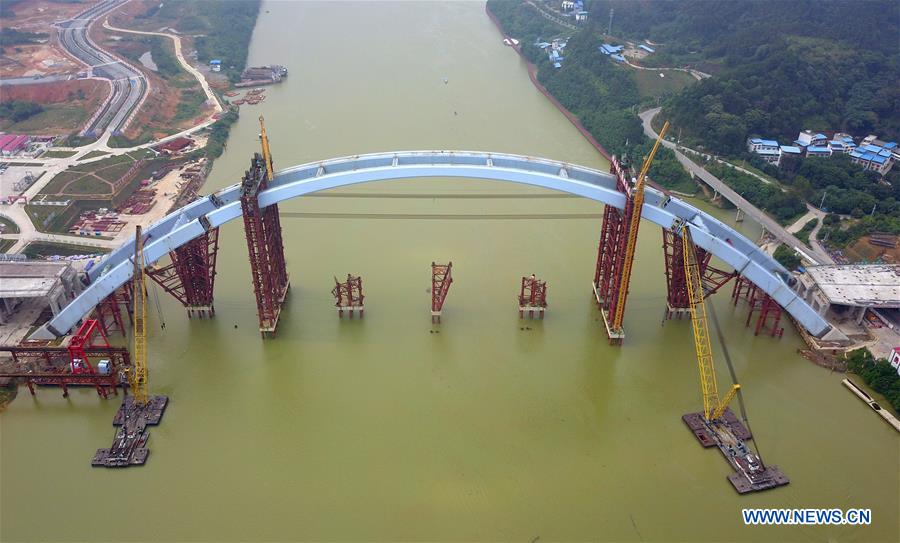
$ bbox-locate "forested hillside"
[581,0,900,154]
[487,1,695,193]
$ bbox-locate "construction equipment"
[129,225,149,406]
[259,115,274,181]
[679,222,739,421]
[610,121,669,332]
[678,222,789,493]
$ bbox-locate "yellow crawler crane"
[129,225,149,405]
[610,121,670,331]
[679,223,740,421]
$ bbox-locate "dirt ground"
[92,4,214,141]
[0,79,107,134]
[0,0,85,78]
[844,235,900,264]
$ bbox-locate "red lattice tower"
[518,274,548,319]
[147,222,220,318]
[592,156,633,344]
[431,262,453,324]
[65,319,116,397]
[662,228,736,319]
[93,286,132,337]
[332,274,365,318]
[731,275,784,337]
[240,153,290,337]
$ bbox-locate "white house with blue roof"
[747,138,781,165]
[850,142,895,175]
[794,130,827,150]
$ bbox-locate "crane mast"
[610,121,669,331]
[129,225,149,405]
[679,223,739,421]
[259,115,274,181]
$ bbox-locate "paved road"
[56,0,147,136]
[640,107,834,265]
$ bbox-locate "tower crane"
[610,121,670,332]
[128,225,149,405]
[678,223,740,421]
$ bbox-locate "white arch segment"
[34,151,830,338]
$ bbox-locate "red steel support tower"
[518,274,548,319]
[731,275,784,337]
[592,156,633,343]
[240,153,290,337]
[94,287,131,337]
[431,261,453,323]
[662,228,736,319]
[332,274,365,318]
[146,222,220,318]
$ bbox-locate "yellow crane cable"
[611,121,669,331]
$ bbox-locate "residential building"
[561,0,575,10]
[575,10,588,22]
[747,138,781,165]
[639,44,655,53]
[850,143,894,175]
[794,130,827,149]
[806,146,833,158]
[779,145,802,161]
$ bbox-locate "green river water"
[1,2,897,541]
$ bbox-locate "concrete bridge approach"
[32,150,832,341]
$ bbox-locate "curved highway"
[32,151,832,340]
[56,0,146,136]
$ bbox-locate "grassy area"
[0,215,20,234]
[66,176,111,195]
[0,104,94,134]
[632,69,696,99]
[95,161,136,183]
[0,239,14,253]
[796,218,819,245]
[78,150,110,161]
[40,150,78,159]
[0,382,18,411]
[22,241,108,259]
[107,133,155,148]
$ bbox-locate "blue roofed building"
[599,43,624,55]
[747,138,781,165]
[780,145,802,156]
[794,130,827,149]
[806,146,833,158]
[610,54,625,63]
[638,44,655,53]
[850,140,895,175]
[575,10,589,22]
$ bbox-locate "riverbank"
[485,5,612,162]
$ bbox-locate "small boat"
[442,77,448,84]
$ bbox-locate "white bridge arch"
[35,151,831,338]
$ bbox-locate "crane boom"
[680,223,739,421]
[259,115,274,181]
[611,121,669,330]
[129,225,149,406]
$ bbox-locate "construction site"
[0,121,813,492]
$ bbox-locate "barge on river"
[683,409,789,494]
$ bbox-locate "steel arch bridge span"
[34,151,831,339]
